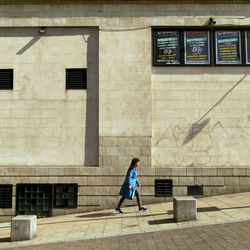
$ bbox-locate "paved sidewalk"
[0,192,250,249]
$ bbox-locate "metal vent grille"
[0,69,13,90]
[54,184,78,208]
[16,184,52,218]
[66,68,87,89]
[0,185,12,208]
[187,185,203,196]
[155,179,173,197]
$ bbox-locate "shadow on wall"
[85,28,99,166]
[182,75,247,146]
[153,67,250,75]
[1,27,99,166]
[16,36,41,55]
[182,118,210,146]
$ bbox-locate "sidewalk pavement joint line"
[1,218,250,249]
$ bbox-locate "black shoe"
[139,207,147,212]
[115,208,123,214]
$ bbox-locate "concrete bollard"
[11,215,37,241]
[174,197,197,222]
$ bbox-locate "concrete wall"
[0,27,98,166]
[0,3,250,221]
[152,68,250,168]
[0,4,250,27]
[98,26,152,174]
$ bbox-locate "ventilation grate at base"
[155,179,173,197]
[187,185,203,196]
[0,185,12,208]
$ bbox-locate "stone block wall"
[152,69,250,168]
[0,27,99,166]
[1,165,250,222]
[1,2,250,222]
[99,136,152,173]
[0,3,250,27]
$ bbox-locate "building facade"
[0,0,250,221]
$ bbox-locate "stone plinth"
[173,197,197,222]
[11,215,37,241]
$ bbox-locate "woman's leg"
[135,189,142,208]
[117,196,125,209]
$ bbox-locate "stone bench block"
[174,197,197,222]
[11,215,37,241]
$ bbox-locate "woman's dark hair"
[129,158,140,170]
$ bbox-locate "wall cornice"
[0,0,249,4]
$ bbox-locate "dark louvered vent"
[0,185,13,208]
[0,69,13,90]
[155,179,173,197]
[187,185,203,196]
[66,68,87,89]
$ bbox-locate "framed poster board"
[215,30,242,65]
[184,31,210,65]
[245,31,250,65]
[153,31,181,65]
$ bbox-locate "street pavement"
[0,192,250,249]
[12,220,250,250]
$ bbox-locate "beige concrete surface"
[0,1,250,221]
[0,192,250,248]
[0,27,98,167]
[1,3,250,27]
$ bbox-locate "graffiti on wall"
[153,116,250,167]
[152,75,250,167]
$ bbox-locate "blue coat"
[119,167,139,200]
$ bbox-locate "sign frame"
[245,30,250,65]
[152,28,250,67]
[153,30,183,66]
[214,30,242,66]
[184,30,211,66]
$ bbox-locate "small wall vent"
[187,185,203,196]
[0,185,13,208]
[0,69,13,90]
[66,68,87,89]
[155,179,173,197]
[54,184,78,208]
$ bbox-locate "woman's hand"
[128,186,132,190]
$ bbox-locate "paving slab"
[0,192,250,249]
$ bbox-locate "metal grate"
[54,184,78,208]
[0,185,12,208]
[16,184,52,217]
[0,69,13,90]
[66,68,87,89]
[155,179,173,197]
[187,185,203,196]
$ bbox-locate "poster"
[184,31,210,64]
[245,31,250,64]
[215,30,241,64]
[154,31,181,65]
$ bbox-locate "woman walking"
[115,158,147,214]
